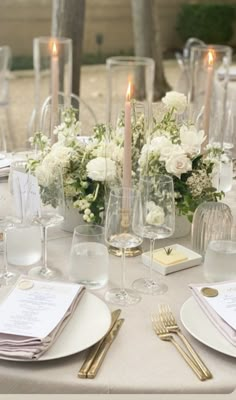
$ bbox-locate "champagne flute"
[132,175,175,295]
[28,165,65,279]
[105,187,143,306]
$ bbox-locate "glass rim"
[190,44,232,55]
[109,186,139,198]
[106,56,155,67]
[74,224,105,236]
[208,239,236,251]
[33,36,72,45]
[140,174,173,184]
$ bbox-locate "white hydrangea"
[35,165,52,187]
[86,157,116,181]
[162,91,187,114]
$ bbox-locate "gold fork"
[151,315,206,381]
[158,304,212,380]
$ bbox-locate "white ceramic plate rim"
[180,297,236,358]
[0,290,111,362]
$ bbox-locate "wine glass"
[132,175,175,295]
[0,179,19,286]
[28,165,65,279]
[105,187,143,306]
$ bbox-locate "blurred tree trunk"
[51,0,86,96]
[131,0,171,101]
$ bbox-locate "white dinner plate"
[0,291,111,362]
[180,297,236,358]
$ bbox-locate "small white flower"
[146,203,165,225]
[86,157,116,181]
[165,153,192,178]
[162,91,187,114]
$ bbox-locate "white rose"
[86,157,116,181]
[165,153,192,178]
[159,143,183,162]
[162,91,187,114]
[180,125,205,155]
[146,203,165,225]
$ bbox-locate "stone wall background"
[1,0,236,58]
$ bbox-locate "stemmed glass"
[105,187,143,306]
[28,166,65,279]
[132,175,175,295]
[0,179,19,286]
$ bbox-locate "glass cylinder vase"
[106,56,155,188]
[105,56,154,257]
[188,44,232,148]
[31,36,72,139]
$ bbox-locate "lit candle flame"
[52,41,58,57]
[126,81,132,101]
[207,50,215,67]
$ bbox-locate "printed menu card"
[189,281,236,345]
[0,276,85,360]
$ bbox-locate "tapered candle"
[203,49,215,147]
[123,81,132,189]
[50,40,59,141]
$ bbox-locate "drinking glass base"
[0,271,18,287]
[105,287,141,306]
[28,266,62,280]
[132,278,168,295]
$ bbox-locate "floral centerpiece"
[28,91,225,226]
[139,91,225,221]
[28,108,117,225]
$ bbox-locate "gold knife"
[87,318,124,379]
[78,309,121,378]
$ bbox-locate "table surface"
[0,227,235,395]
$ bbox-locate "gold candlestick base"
[108,245,142,257]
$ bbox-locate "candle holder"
[106,56,155,256]
[31,36,72,138]
[188,44,232,147]
[106,56,154,182]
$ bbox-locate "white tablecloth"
[0,230,235,394]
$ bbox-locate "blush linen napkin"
[189,281,236,346]
[0,277,85,360]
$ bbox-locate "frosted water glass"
[69,224,109,289]
[7,225,42,266]
[69,242,109,289]
[191,201,233,258]
[204,240,236,282]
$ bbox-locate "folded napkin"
[189,281,236,346]
[0,277,85,360]
[0,157,11,178]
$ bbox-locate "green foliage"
[176,4,236,44]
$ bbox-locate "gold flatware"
[158,304,213,380]
[87,318,124,379]
[151,315,206,381]
[78,309,121,379]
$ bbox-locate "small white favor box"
[142,244,202,276]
